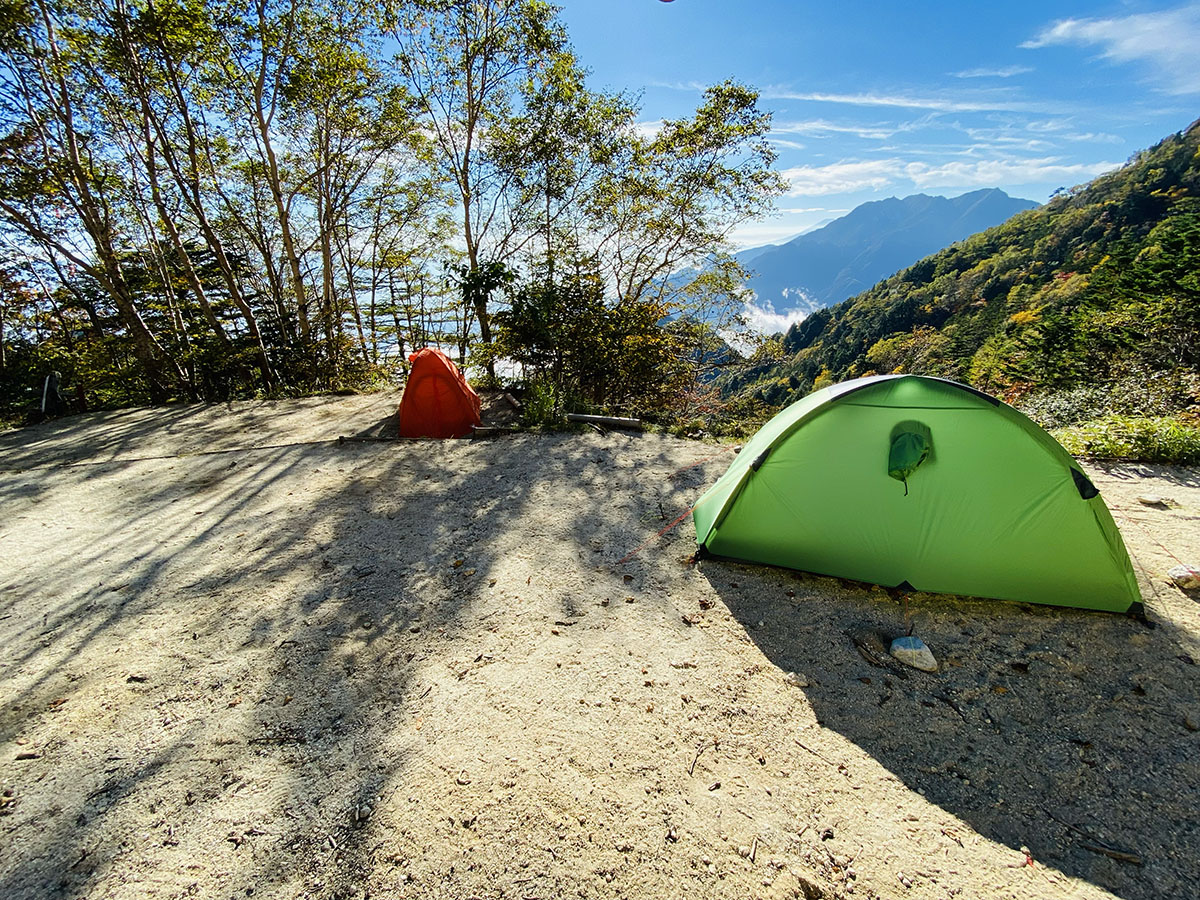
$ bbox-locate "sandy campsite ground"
[1,391,1198,900]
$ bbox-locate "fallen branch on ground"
[566,413,642,430]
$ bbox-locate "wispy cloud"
[1025,119,1072,133]
[953,65,1034,79]
[958,120,1124,150]
[906,157,1121,189]
[781,156,1122,196]
[1023,4,1200,94]
[957,127,1055,151]
[959,140,1056,154]
[772,118,911,140]
[763,88,1048,113]
[648,79,711,93]
[1021,120,1123,143]
[1058,132,1124,144]
[778,207,850,215]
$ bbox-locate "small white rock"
[1137,494,1171,507]
[890,636,938,672]
[1168,564,1200,590]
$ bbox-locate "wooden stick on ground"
[1044,807,1144,866]
[794,738,837,767]
[566,413,642,430]
[1080,843,1143,866]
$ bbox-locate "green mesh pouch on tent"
[889,429,929,495]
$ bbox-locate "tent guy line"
[615,446,740,565]
[615,505,698,566]
[1109,506,1190,572]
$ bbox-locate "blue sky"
[557,0,1200,249]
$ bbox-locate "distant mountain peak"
[737,189,1038,316]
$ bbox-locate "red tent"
[397,348,482,438]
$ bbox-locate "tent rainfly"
[397,348,482,439]
[692,375,1140,612]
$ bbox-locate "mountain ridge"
[739,188,1038,314]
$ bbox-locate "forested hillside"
[725,121,1200,435]
[0,0,783,421]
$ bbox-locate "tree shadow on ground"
[1099,462,1200,490]
[701,560,1200,900]
[0,403,232,470]
[0,391,405,472]
[0,415,701,898]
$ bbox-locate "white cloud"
[772,119,907,140]
[779,207,849,215]
[953,65,1034,79]
[1023,4,1200,94]
[764,88,1046,113]
[647,79,710,93]
[632,120,665,140]
[1011,121,1122,143]
[1060,132,1124,144]
[958,129,1056,151]
[1025,118,1072,133]
[741,298,808,335]
[955,120,1124,151]
[904,157,1121,189]
[779,159,904,195]
[781,156,1123,196]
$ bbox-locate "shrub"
[515,376,595,428]
[1018,368,1199,428]
[492,266,685,417]
[1053,414,1200,464]
[521,377,562,427]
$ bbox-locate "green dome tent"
[693,375,1140,612]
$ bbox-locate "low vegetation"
[1053,415,1200,466]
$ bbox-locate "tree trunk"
[141,0,277,390]
[247,3,311,353]
[29,0,187,401]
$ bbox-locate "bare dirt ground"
[1,391,1198,900]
